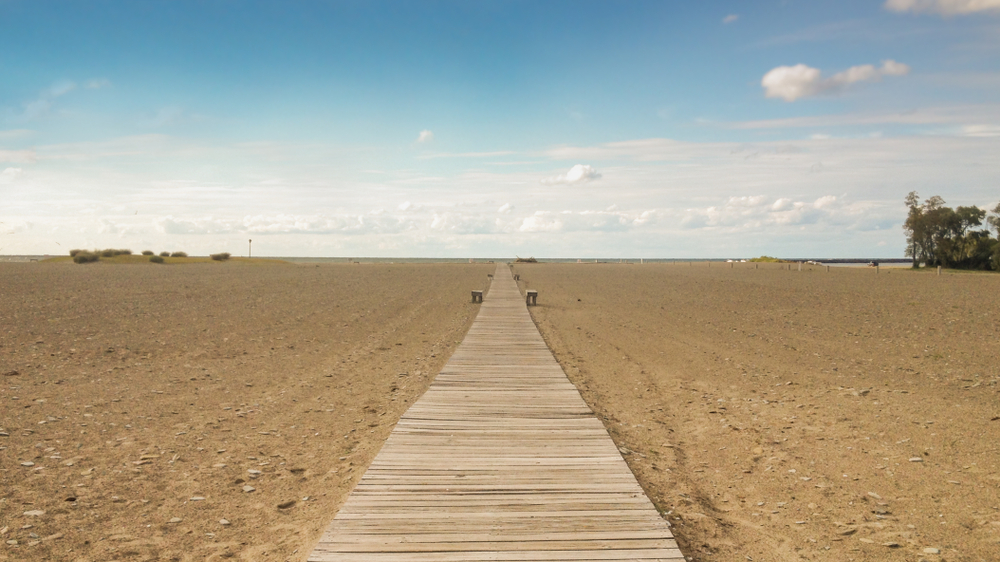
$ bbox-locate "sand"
[518,262,1000,562]
[0,261,493,561]
[3,260,999,562]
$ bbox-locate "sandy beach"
[2,260,998,562]
[0,261,492,561]
[518,262,1000,562]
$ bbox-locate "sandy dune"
[518,262,1000,562]
[0,262,493,561]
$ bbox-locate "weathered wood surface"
[308,265,683,561]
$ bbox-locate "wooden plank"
[307,266,685,562]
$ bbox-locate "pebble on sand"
[23,510,45,517]
[909,457,924,462]
[242,485,255,493]
[168,517,182,523]
[219,519,231,526]
[923,547,941,554]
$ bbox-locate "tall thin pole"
[249,239,252,259]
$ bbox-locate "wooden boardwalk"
[308,266,684,561]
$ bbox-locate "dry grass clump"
[149,255,165,264]
[141,250,154,255]
[210,252,231,261]
[169,251,188,258]
[159,251,170,257]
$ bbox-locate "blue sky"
[2,0,998,258]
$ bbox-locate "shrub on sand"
[117,249,132,255]
[69,249,85,257]
[149,255,165,264]
[170,251,188,258]
[141,250,153,256]
[72,252,100,264]
[100,249,115,258]
[210,252,231,261]
[159,251,170,257]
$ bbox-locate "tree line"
[904,192,1000,270]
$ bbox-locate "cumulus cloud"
[519,212,564,233]
[885,0,1000,14]
[762,60,910,101]
[541,164,602,185]
[498,203,513,214]
[723,14,739,23]
[416,130,434,143]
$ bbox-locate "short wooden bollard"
[937,266,941,276]
[525,290,538,306]
[471,290,483,303]
[514,274,520,281]
[798,262,802,271]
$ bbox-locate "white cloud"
[519,212,564,233]
[541,164,602,185]
[48,81,77,97]
[85,78,112,89]
[723,14,739,23]
[0,167,23,184]
[732,103,1000,130]
[416,130,434,143]
[0,149,36,163]
[417,150,515,160]
[772,198,793,211]
[962,124,1000,136]
[885,0,1000,14]
[398,201,412,211]
[762,60,910,101]
[813,195,837,209]
[0,129,35,141]
[498,203,513,214]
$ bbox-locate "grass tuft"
[149,255,165,264]
[210,252,231,261]
[170,251,188,258]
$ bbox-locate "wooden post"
[826,265,830,272]
[876,264,879,274]
[937,266,941,276]
[525,290,538,306]
[798,262,802,271]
